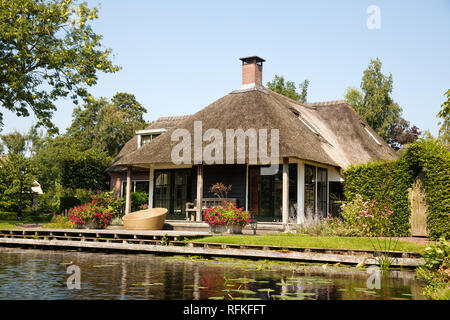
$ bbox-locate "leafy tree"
[437,89,450,145]
[0,153,36,211]
[1,131,27,154]
[32,134,111,192]
[66,96,108,147]
[0,0,120,133]
[345,58,419,149]
[67,92,147,156]
[266,75,309,103]
[60,148,111,190]
[387,117,421,150]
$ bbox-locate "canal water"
[0,247,425,300]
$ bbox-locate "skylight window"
[364,126,382,146]
[298,114,319,135]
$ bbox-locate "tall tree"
[0,0,120,133]
[67,92,148,156]
[266,75,309,103]
[345,58,420,149]
[1,131,27,155]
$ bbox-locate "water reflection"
[0,248,425,300]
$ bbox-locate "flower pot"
[209,225,227,233]
[227,225,243,234]
[74,220,100,229]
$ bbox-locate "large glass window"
[317,167,328,217]
[304,165,328,218]
[304,165,316,216]
[121,180,149,198]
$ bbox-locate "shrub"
[68,202,113,229]
[203,202,252,227]
[131,192,148,212]
[90,190,124,217]
[416,239,450,299]
[42,215,74,229]
[0,211,19,220]
[422,238,450,270]
[339,195,394,236]
[59,196,81,213]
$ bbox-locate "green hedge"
[0,211,18,220]
[344,139,450,239]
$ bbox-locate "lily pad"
[231,289,257,295]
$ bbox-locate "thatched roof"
[113,86,397,170]
[108,115,190,172]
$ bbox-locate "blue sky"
[2,0,450,136]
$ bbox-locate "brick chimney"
[240,56,265,88]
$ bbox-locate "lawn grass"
[0,220,21,229]
[192,234,427,253]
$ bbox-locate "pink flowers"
[68,201,113,229]
[203,202,252,227]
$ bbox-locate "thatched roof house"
[111,56,397,224]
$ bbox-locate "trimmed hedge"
[344,139,450,239]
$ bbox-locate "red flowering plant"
[203,202,252,227]
[68,201,113,229]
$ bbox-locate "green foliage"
[67,92,147,157]
[437,89,450,145]
[42,215,74,229]
[0,0,120,133]
[0,153,36,211]
[345,58,419,149]
[266,75,309,103]
[60,148,111,190]
[59,196,81,213]
[90,190,124,217]
[339,195,394,236]
[344,138,450,239]
[416,239,450,300]
[422,238,449,270]
[1,131,27,154]
[0,211,19,220]
[131,192,148,212]
[403,139,450,239]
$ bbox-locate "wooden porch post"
[125,166,132,215]
[148,165,154,208]
[196,164,203,221]
[282,157,289,224]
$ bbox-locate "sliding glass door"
[248,164,297,220]
[154,169,192,217]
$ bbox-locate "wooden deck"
[0,228,425,268]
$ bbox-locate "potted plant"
[203,202,252,234]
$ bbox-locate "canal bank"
[0,228,425,268]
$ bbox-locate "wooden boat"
[123,208,168,230]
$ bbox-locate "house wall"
[201,164,247,208]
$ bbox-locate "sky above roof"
[2,0,450,136]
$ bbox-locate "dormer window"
[136,128,167,148]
